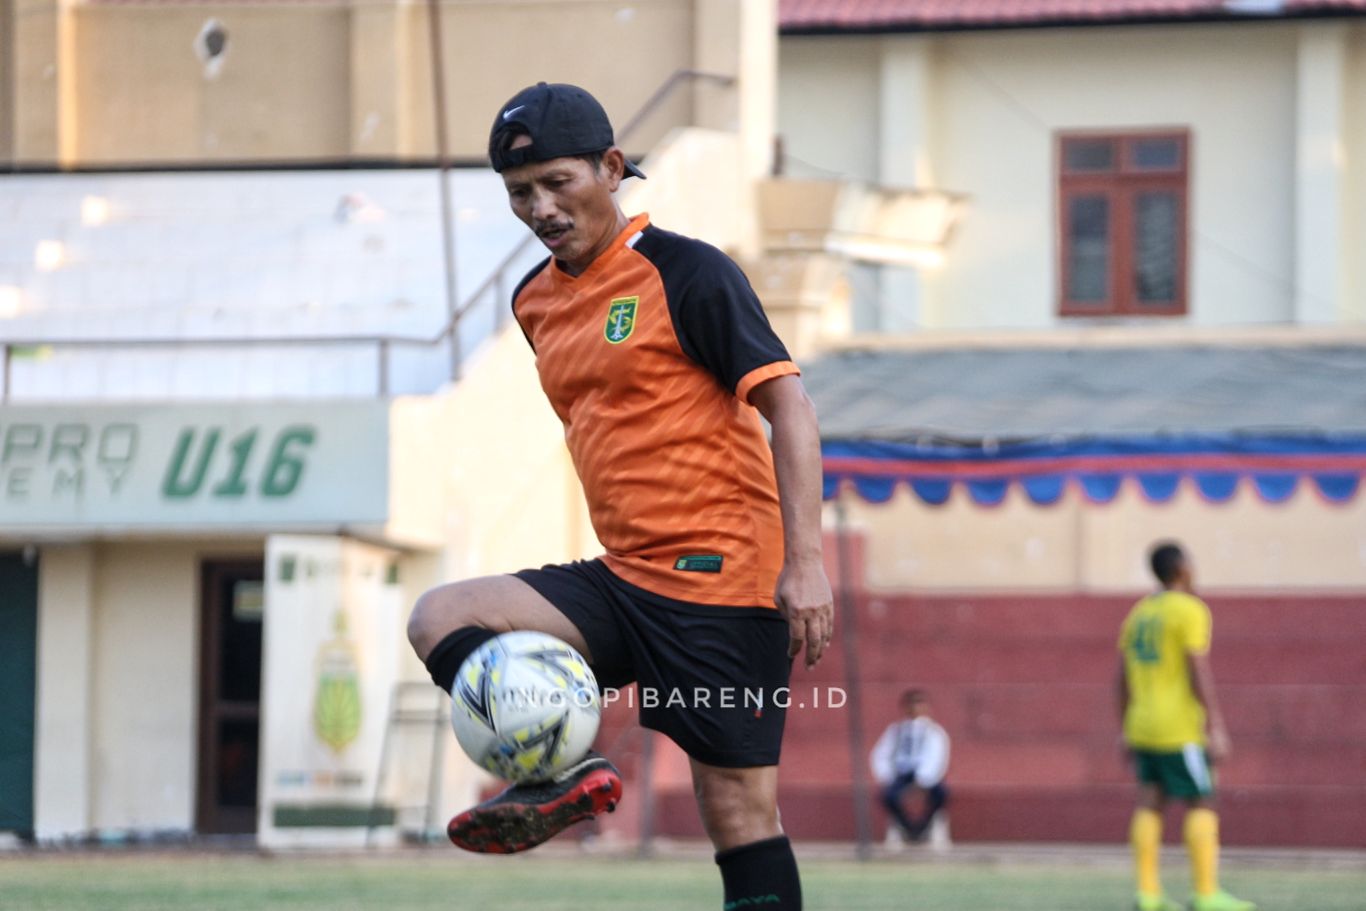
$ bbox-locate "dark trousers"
[880,772,949,839]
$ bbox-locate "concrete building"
[763,0,1366,847]
[779,0,1366,331]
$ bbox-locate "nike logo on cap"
[502,105,526,120]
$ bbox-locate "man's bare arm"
[1188,651,1231,762]
[1116,655,1132,758]
[1116,655,1130,725]
[750,374,834,668]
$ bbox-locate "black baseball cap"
[488,82,646,179]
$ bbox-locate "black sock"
[424,626,498,692]
[715,835,801,911]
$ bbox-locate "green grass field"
[2,848,1363,910]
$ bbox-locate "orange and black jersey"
[511,213,799,607]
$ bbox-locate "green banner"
[0,402,388,529]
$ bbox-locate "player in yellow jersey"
[1117,542,1255,911]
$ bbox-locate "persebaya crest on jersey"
[605,296,638,344]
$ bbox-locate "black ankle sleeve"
[425,627,498,692]
[715,835,802,910]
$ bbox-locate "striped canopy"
[823,435,1366,505]
[804,343,1366,506]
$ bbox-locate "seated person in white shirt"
[869,688,951,842]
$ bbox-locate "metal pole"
[636,727,656,858]
[494,272,507,332]
[366,683,401,849]
[835,496,875,859]
[377,340,390,397]
[425,692,447,843]
[426,0,461,382]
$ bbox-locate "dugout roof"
[800,342,1366,505]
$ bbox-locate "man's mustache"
[535,220,573,237]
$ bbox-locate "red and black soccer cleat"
[446,752,623,854]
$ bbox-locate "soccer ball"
[449,631,601,784]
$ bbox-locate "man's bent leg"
[879,773,919,837]
[924,782,949,820]
[908,782,949,840]
[408,574,594,690]
[409,573,619,854]
[693,760,801,911]
[408,574,594,661]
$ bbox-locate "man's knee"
[881,774,913,806]
[407,584,484,659]
[700,795,779,849]
[695,768,780,849]
[406,587,442,657]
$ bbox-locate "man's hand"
[749,374,831,669]
[775,557,834,669]
[1207,725,1231,764]
[1189,652,1231,763]
[1116,733,1133,764]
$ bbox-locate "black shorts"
[514,559,791,768]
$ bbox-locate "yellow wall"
[622,127,748,255]
[34,538,263,835]
[7,0,748,167]
[398,1,693,164]
[70,8,352,164]
[0,0,12,163]
[777,36,882,181]
[33,544,95,840]
[424,329,595,579]
[89,541,202,830]
[10,0,63,163]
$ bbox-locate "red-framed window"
[1057,131,1189,317]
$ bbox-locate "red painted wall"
[592,545,1366,847]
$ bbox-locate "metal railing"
[0,68,735,403]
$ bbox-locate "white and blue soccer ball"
[450,631,601,784]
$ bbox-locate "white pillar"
[694,0,776,181]
[33,544,96,840]
[738,0,778,184]
[877,37,935,330]
[694,0,777,260]
[1293,23,1347,324]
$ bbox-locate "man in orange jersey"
[406,83,832,910]
[1118,542,1254,911]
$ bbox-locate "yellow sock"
[1185,808,1220,897]
[1130,808,1163,896]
